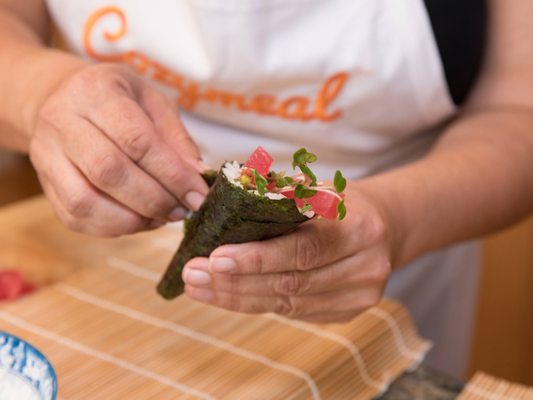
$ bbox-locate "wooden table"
[0,196,461,399]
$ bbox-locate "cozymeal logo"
[83,6,349,122]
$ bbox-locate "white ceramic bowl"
[0,332,57,400]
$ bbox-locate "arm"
[0,0,84,151]
[181,0,533,322]
[0,0,208,236]
[362,0,533,266]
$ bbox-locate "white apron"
[46,0,481,378]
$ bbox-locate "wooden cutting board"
[0,197,430,399]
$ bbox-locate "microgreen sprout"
[294,183,317,199]
[337,199,347,221]
[292,148,318,186]
[301,203,313,213]
[334,170,347,193]
[252,169,267,195]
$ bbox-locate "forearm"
[358,110,533,267]
[0,3,86,152]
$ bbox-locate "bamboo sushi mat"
[0,198,431,399]
[458,372,533,400]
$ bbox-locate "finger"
[184,255,382,297]
[298,311,360,324]
[184,284,381,320]
[88,90,208,210]
[41,176,163,237]
[208,220,356,275]
[54,115,186,221]
[30,134,162,236]
[140,86,205,171]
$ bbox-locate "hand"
[182,184,393,323]
[30,63,208,236]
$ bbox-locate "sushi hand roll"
[157,147,347,299]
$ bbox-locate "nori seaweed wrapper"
[157,167,309,300]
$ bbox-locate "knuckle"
[89,153,125,188]
[274,296,298,317]
[79,64,110,83]
[62,189,94,219]
[69,65,135,100]
[228,274,241,294]
[364,214,388,244]
[110,74,136,97]
[119,127,152,162]
[37,102,61,125]
[275,272,306,296]
[142,196,172,218]
[245,251,264,274]
[294,235,321,270]
[166,165,186,185]
[68,67,100,94]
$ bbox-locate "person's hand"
[182,184,393,323]
[30,63,208,236]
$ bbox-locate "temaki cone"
[157,169,308,300]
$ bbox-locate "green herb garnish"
[252,169,267,195]
[292,148,318,186]
[292,148,317,167]
[246,148,348,221]
[270,171,289,188]
[300,165,317,186]
[269,171,296,188]
[276,178,289,188]
[333,170,347,193]
[337,199,347,221]
[300,203,313,213]
[294,183,317,199]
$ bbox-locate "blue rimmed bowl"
[0,332,57,400]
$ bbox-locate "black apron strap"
[424,0,487,105]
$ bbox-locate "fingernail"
[189,288,215,302]
[167,206,187,222]
[185,191,205,211]
[185,258,210,271]
[209,257,236,273]
[149,219,166,229]
[184,269,211,286]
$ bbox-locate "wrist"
[354,171,419,268]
